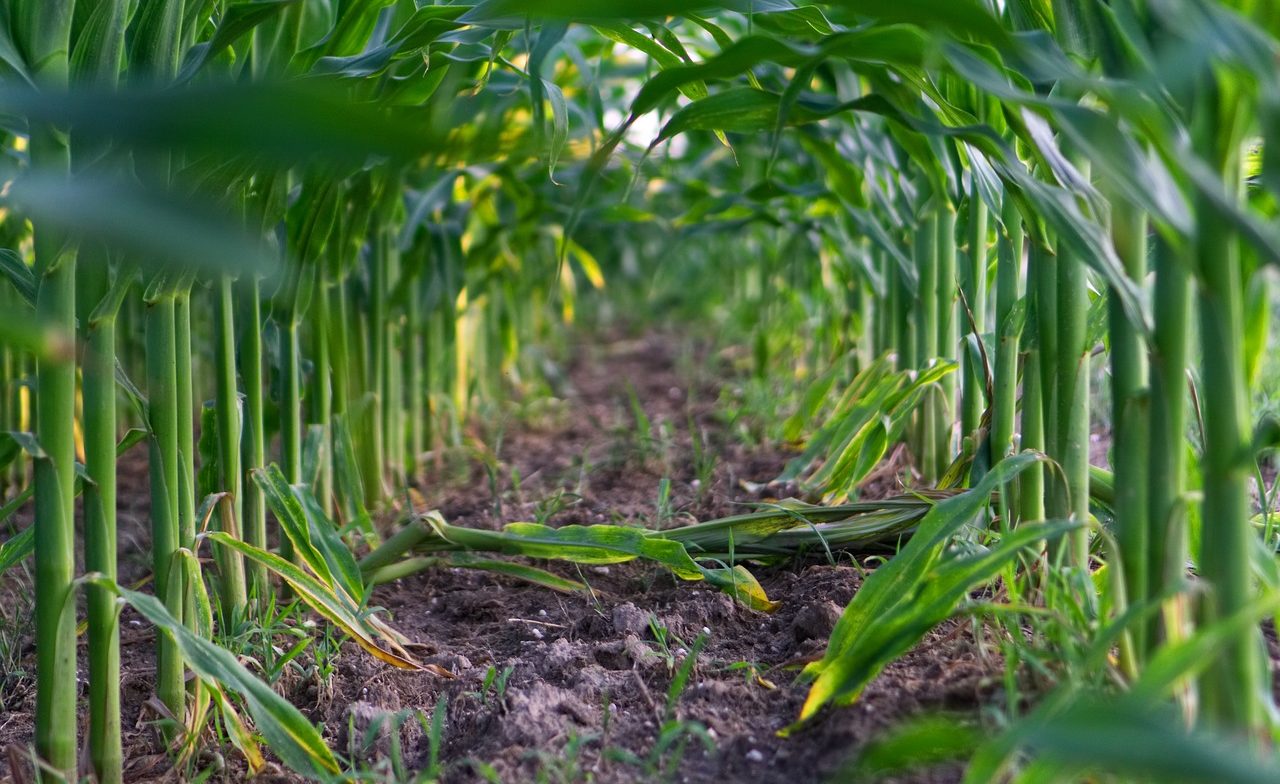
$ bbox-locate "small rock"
[538,609,548,617]
[792,601,842,642]
[544,637,584,673]
[502,683,597,747]
[612,602,654,637]
[746,749,764,763]
[423,652,473,674]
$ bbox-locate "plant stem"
[213,276,247,619]
[1147,233,1190,644]
[992,194,1022,462]
[145,290,184,721]
[239,277,268,603]
[1194,89,1264,731]
[1107,194,1149,663]
[175,289,197,630]
[914,209,938,481]
[961,187,988,442]
[80,251,123,784]
[935,202,958,478]
[30,128,78,781]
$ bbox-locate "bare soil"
[0,333,999,783]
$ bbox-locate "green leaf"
[823,0,1009,46]
[0,248,35,306]
[629,28,926,120]
[367,552,588,594]
[206,530,432,672]
[1019,698,1280,783]
[0,79,451,167]
[0,518,34,577]
[5,172,279,281]
[179,0,301,81]
[424,517,779,612]
[462,1,795,27]
[847,715,982,778]
[653,87,872,143]
[796,452,1048,722]
[89,579,342,782]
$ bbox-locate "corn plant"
[0,0,1279,780]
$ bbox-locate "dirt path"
[318,334,996,783]
[1,333,997,783]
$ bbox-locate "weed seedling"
[647,617,689,673]
[414,694,449,782]
[688,415,716,498]
[527,731,594,784]
[724,660,777,690]
[468,664,514,707]
[664,632,706,722]
[655,477,673,527]
[533,487,583,526]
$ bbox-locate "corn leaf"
[797,452,1047,722]
[428,518,778,611]
[205,531,439,673]
[90,579,342,782]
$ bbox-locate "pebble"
[531,626,544,639]
[612,602,654,637]
[701,626,711,636]
[746,749,764,763]
[538,609,547,617]
[791,601,841,642]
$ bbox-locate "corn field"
[2,0,1280,782]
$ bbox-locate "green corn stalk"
[14,0,78,775]
[175,288,197,629]
[367,205,391,506]
[0,312,10,501]
[143,284,185,724]
[239,275,269,603]
[935,201,958,477]
[212,275,248,619]
[961,185,989,443]
[69,0,127,778]
[1192,81,1264,734]
[913,208,939,481]
[311,268,334,516]
[1107,194,1150,664]
[1052,196,1091,567]
[78,253,124,784]
[991,194,1022,463]
[406,271,426,480]
[1147,232,1190,646]
[1023,237,1051,524]
[129,0,187,724]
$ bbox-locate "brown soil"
[0,333,996,784]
